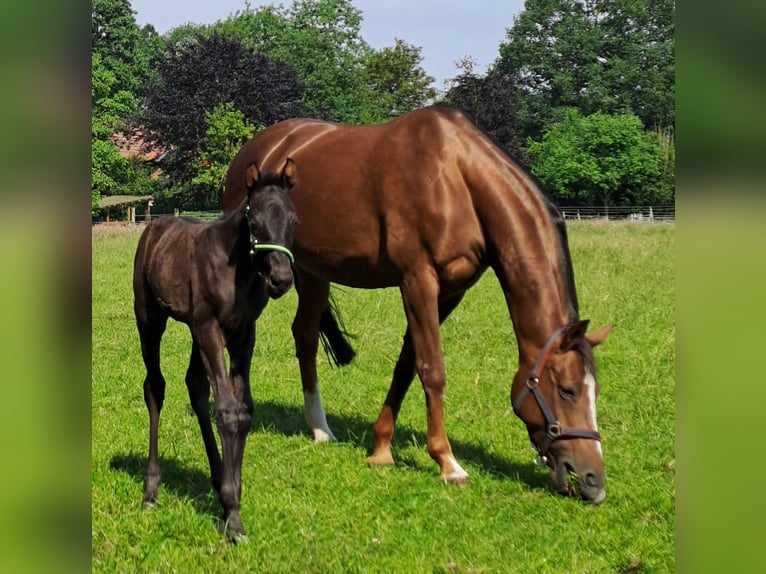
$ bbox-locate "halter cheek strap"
[244,203,295,263]
[512,326,601,460]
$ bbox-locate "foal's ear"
[244,161,261,190]
[585,324,613,348]
[280,157,298,189]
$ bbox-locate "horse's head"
[243,157,299,299]
[511,321,612,504]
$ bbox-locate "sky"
[129,0,526,91]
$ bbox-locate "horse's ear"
[559,320,590,351]
[280,157,298,189]
[586,324,613,348]
[244,161,261,191]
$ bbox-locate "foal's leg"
[195,321,251,539]
[292,271,335,442]
[398,272,469,483]
[368,292,466,469]
[226,323,256,516]
[137,310,168,505]
[185,342,222,492]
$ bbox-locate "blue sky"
[129,0,526,90]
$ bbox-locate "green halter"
[245,203,295,263]
[249,239,294,263]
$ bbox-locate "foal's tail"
[319,295,356,367]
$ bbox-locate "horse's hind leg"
[292,271,336,442]
[185,342,222,492]
[137,310,168,506]
[369,291,466,468]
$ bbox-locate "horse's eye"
[559,386,576,401]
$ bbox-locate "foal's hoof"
[219,515,247,544]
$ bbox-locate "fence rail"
[559,205,675,222]
[94,204,675,226]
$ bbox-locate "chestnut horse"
[134,159,298,539]
[224,107,612,503]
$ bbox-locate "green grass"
[92,221,675,573]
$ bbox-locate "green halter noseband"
[245,203,295,264]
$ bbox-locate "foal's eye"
[559,386,576,401]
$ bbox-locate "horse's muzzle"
[548,451,605,505]
[266,266,294,299]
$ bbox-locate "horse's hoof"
[312,428,336,443]
[440,471,471,485]
[367,451,395,466]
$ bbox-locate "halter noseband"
[512,326,601,462]
[245,203,295,264]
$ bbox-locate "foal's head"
[243,157,299,299]
[511,321,612,504]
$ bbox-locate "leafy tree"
[223,0,435,123]
[140,32,302,209]
[191,103,259,208]
[360,38,436,122]
[92,0,160,99]
[222,0,369,122]
[92,0,162,214]
[92,52,154,214]
[527,109,670,207]
[496,0,675,141]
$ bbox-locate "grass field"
[92,221,675,573]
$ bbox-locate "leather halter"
[512,326,601,461]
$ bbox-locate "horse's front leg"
[195,322,251,540]
[292,271,336,442]
[398,272,470,484]
[369,292,466,468]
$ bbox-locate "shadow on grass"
[109,400,548,525]
[109,453,221,519]
[251,398,549,492]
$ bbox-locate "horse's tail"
[319,295,356,367]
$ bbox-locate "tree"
[221,0,371,123]
[92,0,160,99]
[191,103,259,208]
[224,0,433,123]
[92,0,162,214]
[92,51,154,214]
[140,32,303,209]
[496,0,675,141]
[527,109,670,207]
[360,39,436,122]
[442,58,524,160]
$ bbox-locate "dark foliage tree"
[140,32,303,209]
[442,58,525,162]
